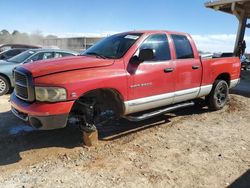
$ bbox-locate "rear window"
[171,35,194,59]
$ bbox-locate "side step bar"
[124,101,195,122]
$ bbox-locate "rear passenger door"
[171,34,202,103]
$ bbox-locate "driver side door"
[126,33,175,114]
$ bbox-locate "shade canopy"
[205,0,250,55]
[205,0,250,19]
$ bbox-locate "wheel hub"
[215,83,227,105]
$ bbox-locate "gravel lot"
[0,72,250,188]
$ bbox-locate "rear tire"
[0,75,10,96]
[206,79,229,110]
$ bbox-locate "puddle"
[9,125,34,135]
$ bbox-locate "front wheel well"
[71,88,125,116]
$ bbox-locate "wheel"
[206,79,229,110]
[0,75,10,96]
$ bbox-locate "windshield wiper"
[85,52,107,59]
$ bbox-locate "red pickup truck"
[10,30,241,132]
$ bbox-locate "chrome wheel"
[0,78,6,94]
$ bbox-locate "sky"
[1,0,250,52]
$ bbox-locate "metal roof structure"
[205,0,250,55]
[205,0,250,18]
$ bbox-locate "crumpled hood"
[21,56,115,77]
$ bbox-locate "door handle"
[192,65,200,70]
[164,68,174,73]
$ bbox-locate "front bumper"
[10,93,74,130]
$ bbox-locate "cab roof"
[120,30,189,36]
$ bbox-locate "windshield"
[81,33,142,59]
[8,50,35,63]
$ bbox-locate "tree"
[1,29,10,36]
[12,30,20,36]
[46,35,58,39]
[0,29,11,43]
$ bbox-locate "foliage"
[0,29,53,45]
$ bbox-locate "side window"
[60,52,73,57]
[54,52,63,58]
[29,53,42,62]
[42,52,54,60]
[171,35,194,59]
[139,34,171,61]
[27,52,54,63]
[54,52,73,58]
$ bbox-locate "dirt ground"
[0,72,250,188]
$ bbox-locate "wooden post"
[234,17,247,56]
[232,2,247,56]
[83,130,98,147]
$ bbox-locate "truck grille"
[15,72,27,86]
[14,68,35,102]
[15,84,28,99]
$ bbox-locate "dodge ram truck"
[10,30,241,132]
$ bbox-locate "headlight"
[35,87,67,102]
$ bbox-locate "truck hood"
[21,55,115,77]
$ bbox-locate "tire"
[0,75,10,96]
[206,79,229,110]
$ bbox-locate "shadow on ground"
[230,70,250,98]
[229,169,250,188]
[1,71,249,166]
[0,101,209,166]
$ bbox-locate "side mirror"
[139,48,154,62]
[129,55,140,65]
